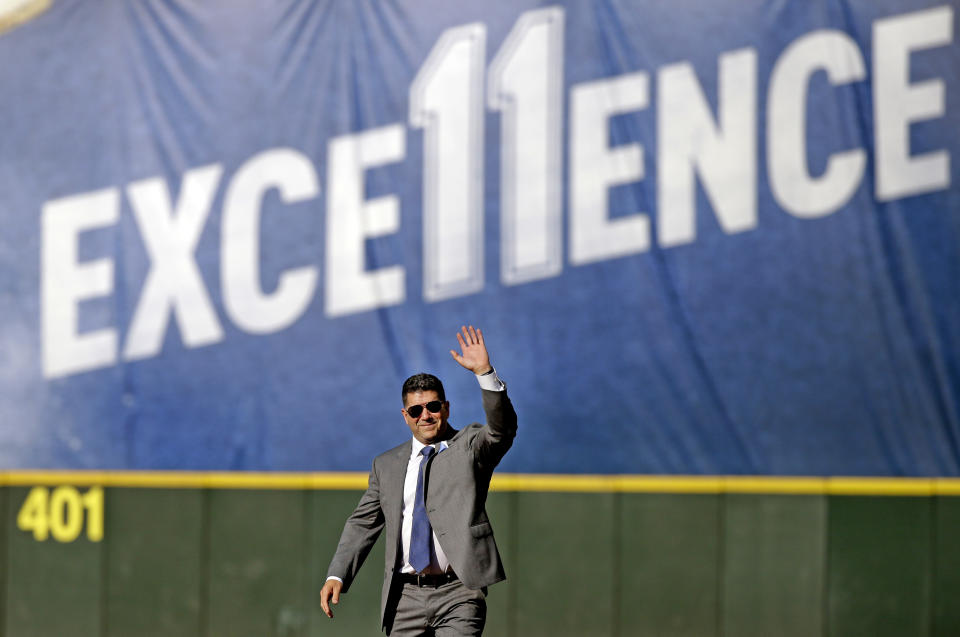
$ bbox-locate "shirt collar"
[410,437,449,458]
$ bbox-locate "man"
[320,325,517,636]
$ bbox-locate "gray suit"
[326,388,517,632]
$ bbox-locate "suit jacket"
[326,388,517,630]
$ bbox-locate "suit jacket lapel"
[382,441,410,516]
[379,441,410,575]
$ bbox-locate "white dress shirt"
[400,437,451,574]
[327,369,505,583]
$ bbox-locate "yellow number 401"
[16,486,104,543]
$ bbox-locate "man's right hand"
[450,325,493,375]
[320,578,342,618]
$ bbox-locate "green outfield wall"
[1,473,958,637]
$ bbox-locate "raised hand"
[450,325,493,375]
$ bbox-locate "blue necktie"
[410,445,436,573]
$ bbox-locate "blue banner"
[1,0,958,475]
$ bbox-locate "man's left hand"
[450,325,493,375]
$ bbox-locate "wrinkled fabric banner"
[1,0,958,475]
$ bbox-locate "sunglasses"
[405,401,444,418]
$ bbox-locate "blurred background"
[1,0,958,635]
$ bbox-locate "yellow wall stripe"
[1,471,959,495]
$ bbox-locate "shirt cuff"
[476,367,505,391]
[326,576,344,584]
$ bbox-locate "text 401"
[17,486,104,542]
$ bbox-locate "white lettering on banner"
[41,189,119,378]
[874,5,953,201]
[221,148,319,334]
[658,48,758,246]
[325,125,406,317]
[123,165,225,361]
[410,23,486,301]
[569,72,651,264]
[36,5,954,379]
[768,31,867,218]
[488,7,564,284]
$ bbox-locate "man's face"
[402,390,450,445]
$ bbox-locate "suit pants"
[387,579,487,637]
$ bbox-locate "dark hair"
[401,373,446,404]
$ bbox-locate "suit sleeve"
[473,387,518,471]
[325,457,386,593]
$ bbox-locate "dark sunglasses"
[405,401,444,418]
